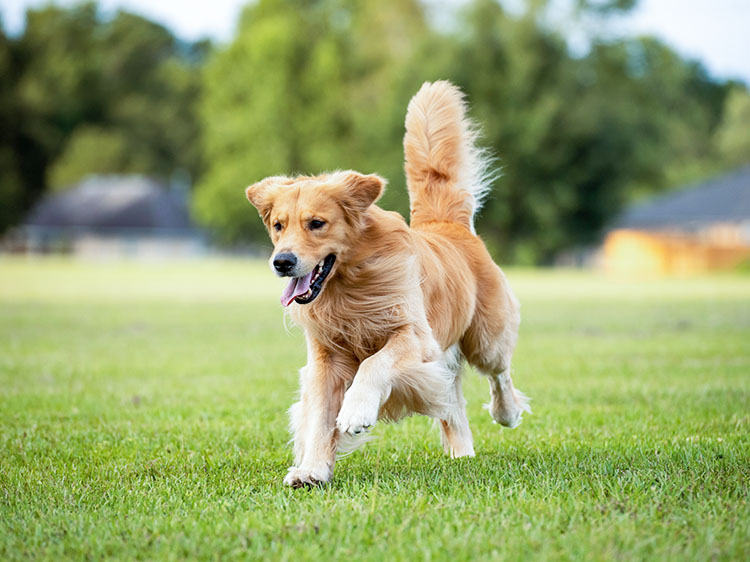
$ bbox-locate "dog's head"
[246,170,385,306]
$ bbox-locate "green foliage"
[714,86,750,168]
[576,0,637,13]
[194,0,736,262]
[48,126,148,189]
[195,0,351,241]
[0,23,47,233]
[0,3,207,230]
[1,259,748,559]
[460,28,729,262]
[194,0,430,242]
[1,0,745,261]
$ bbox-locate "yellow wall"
[603,228,750,276]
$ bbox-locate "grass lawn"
[1,258,748,560]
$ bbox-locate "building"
[10,175,205,259]
[603,166,750,275]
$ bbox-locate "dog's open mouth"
[280,254,336,307]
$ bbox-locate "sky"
[2,0,749,83]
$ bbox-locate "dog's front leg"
[284,338,355,488]
[336,327,426,436]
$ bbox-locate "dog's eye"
[309,219,325,230]
[273,221,282,232]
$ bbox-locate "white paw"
[486,388,531,429]
[336,391,379,436]
[283,463,332,488]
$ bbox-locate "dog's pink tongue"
[281,272,313,307]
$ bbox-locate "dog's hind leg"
[437,345,474,458]
[461,270,530,429]
[484,367,530,428]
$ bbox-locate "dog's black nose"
[273,253,297,274]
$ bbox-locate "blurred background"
[1,0,748,274]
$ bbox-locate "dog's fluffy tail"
[403,80,495,232]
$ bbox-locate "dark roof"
[614,166,750,231]
[25,175,193,231]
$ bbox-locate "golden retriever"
[246,80,529,487]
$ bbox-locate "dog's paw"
[336,392,378,436]
[283,463,332,488]
[486,388,531,429]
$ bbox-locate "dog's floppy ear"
[245,178,278,223]
[337,171,386,214]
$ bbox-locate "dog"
[245,80,529,487]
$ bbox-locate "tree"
[714,86,750,168]
[47,126,151,189]
[193,0,431,242]
[193,0,739,260]
[0,21,48,233]
[195,0,346,242]
[5,0,736,263]
[441,0,731,262]
[0,3,208,233]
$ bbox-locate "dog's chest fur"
[290,253,419,362]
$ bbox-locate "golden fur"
[246,80,529,487]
